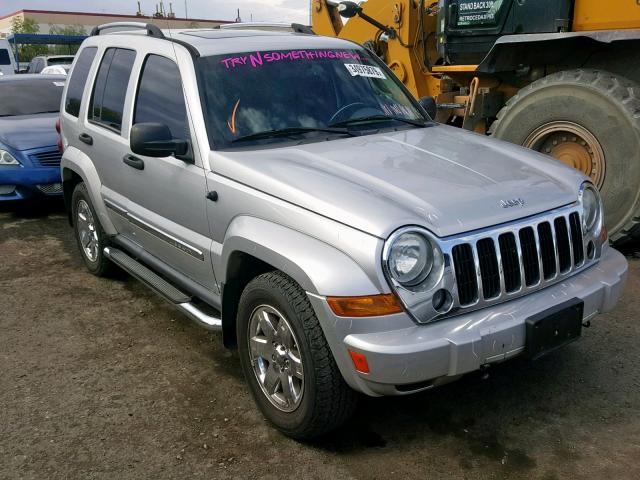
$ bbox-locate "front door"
[117,53,217,292]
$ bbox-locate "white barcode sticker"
[344,64,386,79]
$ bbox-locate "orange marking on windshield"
[228,99,240,134]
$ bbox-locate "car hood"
[0,113,59,151]
[213,125,586,239]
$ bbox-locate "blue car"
[0,74,66,202]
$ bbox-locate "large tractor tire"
[490,69,640,245]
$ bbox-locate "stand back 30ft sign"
[457,0,503,27]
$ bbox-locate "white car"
[41,65,71,75]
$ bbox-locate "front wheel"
[237,271,357,439]
[490,69,640,244]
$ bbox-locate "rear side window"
[89,48,136,133]
[134,55,189,140]
[0,49,10,65]
[65,47,97,117]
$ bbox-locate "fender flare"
[220,215,380,297]
[61,146,117,236]
[478,30,640,73]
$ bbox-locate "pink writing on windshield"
[220,50,362,69]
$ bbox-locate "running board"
[103,247,222,331]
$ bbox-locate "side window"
[0,49,11,65]
[134,54,189,140]
[89,48,136,134]
[65,47,97,117]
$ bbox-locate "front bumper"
[0,167,62,201]
[308,246,628,397]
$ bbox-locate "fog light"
[432,289,453,313]
[587,240,595,259]
[0,185,16,195]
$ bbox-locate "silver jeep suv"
[60,23,628,438]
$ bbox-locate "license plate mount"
[526,298,584,360]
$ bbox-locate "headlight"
[0,150,20,166]
[386,231,441,287]
[580,183,602,234]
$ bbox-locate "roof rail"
[90,22,165,38]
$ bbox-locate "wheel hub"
[247,305,304,412]
[523,121,606,188]
[76,199,99,262]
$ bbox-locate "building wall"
[0,9,232,37]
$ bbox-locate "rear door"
[78,46,137,237]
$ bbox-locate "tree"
[48,24,87,55]
[10,16,47,63]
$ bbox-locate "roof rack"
[90,22,165,38]
[217,22,315,35]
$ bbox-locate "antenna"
[136,1,143,16]
[236,8,242,23]
[184,0,188,19]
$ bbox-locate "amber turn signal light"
[326,294,403,317]
[600,226,608,243]
[348,350,370,374]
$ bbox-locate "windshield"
[0,79,65,116]
[196,48,426,149]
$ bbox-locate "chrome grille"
[450,209,585,308]
[29,149,62,167]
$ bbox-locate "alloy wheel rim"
[247,305,304,412]
[76,199,99,263]
[523,121,606,188]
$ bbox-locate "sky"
[0,0,310,23]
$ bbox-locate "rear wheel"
[237,271,357,439]
[490,69,640,244]
[72,182,116,276]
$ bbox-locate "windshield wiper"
[231,126,355,143]
[330,114,427,128]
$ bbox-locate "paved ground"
[1,202,639,480]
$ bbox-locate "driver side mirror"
[418,96,438,120]
[130,123,189,158]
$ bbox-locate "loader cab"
[437,0,574,65]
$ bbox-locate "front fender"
[61,146,116,235]
[220,215,381,296]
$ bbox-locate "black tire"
[71,182,116,277]
[237,271,358,439]
[489,69,640,244]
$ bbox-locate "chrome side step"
[176,302,222,331]
[104,247,222,331]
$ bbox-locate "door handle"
[123,154,145,170]
[78,133,93,145]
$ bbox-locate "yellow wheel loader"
[312,0,640,244]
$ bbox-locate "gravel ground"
[1,202,639,480]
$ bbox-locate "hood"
[0,113,59,151]
[213,125,586,239]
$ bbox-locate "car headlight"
[0,149,20,166]
[385,230,443,287]
[580,183,602,235]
